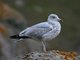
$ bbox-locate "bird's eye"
[52,16,56,19]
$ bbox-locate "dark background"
[0,0,80,60]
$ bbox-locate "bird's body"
[10,14,62,52]
[19,21,61,41]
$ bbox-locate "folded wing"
[19,22,53,39]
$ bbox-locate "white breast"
[42,21,61,41]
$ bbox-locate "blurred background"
[0,0,80,60]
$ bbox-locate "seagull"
[10,14,62,52]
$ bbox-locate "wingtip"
[10,34,19,39]
[10,35,31,39]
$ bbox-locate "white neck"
[47,19,61,30]
[48,19,58,25]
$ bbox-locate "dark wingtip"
[10,34,31,39]
[10,35,19,39]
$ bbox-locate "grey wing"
[19,22,52,39]
[28,27,52,39]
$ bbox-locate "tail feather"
[10,34,30,39]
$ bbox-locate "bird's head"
[48,14,62,22]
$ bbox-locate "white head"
[48,14,61,22]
